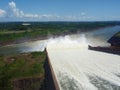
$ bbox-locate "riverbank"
[0,26,116,47]
[0,35,47,47]
[88,45,120,55]
[0,51,46,90]
[1,21,119,47]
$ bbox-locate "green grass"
[0,51,46,90]
[115,32,120,37]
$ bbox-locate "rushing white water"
[1,26,120,55]
[47,35,120,90]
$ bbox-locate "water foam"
[47,34,88,50]
[47,34,120,90]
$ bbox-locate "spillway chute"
[46,34,120,90]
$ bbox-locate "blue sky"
[0,0,120,21]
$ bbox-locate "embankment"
[88,45,120,55]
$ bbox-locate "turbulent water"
[0,26,120,55]
[47,35,120,90]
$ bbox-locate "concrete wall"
[40,50,60,90]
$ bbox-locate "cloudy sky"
[0,0,120,21]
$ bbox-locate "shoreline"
[88,45,120,55]
[0,25,118,47]
[0,36,48,47]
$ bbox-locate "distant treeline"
[0,21,120,42]
[0,21,120,31]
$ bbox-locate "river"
[46,26,120,90]
[0,26,120,55]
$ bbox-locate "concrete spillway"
[46,36,120,90]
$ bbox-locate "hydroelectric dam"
[45,34,120,90]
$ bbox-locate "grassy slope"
[0,52,46,90]
[115,32,120,37]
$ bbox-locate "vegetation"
[0,21,120,42]
[0,51,46,90]
[115,31,120,37]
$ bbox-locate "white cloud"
[6,1,80,21]
[63,15,77,21]
[0,9,6,17]
[24,14,39,18]
[9,1,16,9]
[0,1,103,21]
[81,12,86,16]
[0,1,96,21]
[109,16,120,20]
[7,1,53,19]
[8,1,24,17]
